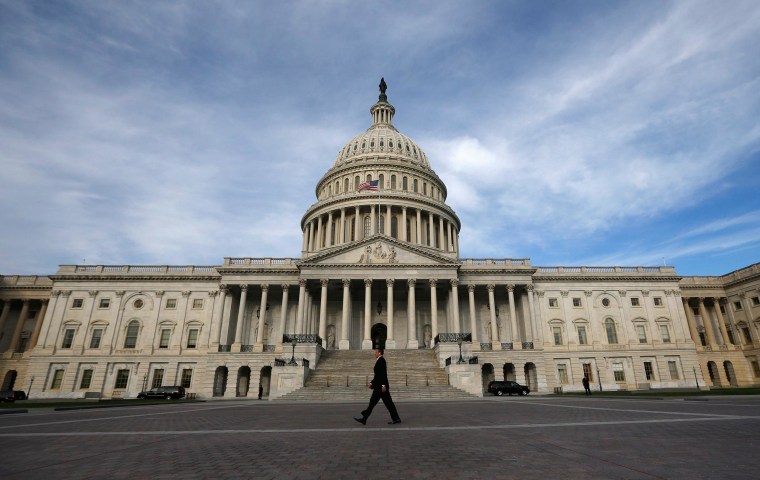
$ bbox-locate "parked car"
[0,390,16,402]
[488,380,530,396]
[137,386,186,400]
[11,390,26,400]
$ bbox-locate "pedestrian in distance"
[582,376,591,395]
[354,346,401,425]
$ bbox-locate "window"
[51,370,64,389]
[720,304,726,314]
[668,361,680,380]
[124,321,139,349]
[378,174,384,189]
[413,179,418,192]
[577,326,588,345]
[553,326,562,345]
[752,296,760,307]
[572,298,582,307]
[734,301,742,311]
[62,328,75,349]
[192,299,203,309]
[390,217,398,239]
[751,361,760,378]
[166,298,177,309]
[181,369,193,388]
[354,176,360,190]
[582,363,593,382]
[742,326,752,344]
[151,369,164,388]
[344,178,349,193]
[653,297,663,306]
[631,297,640,307]
[99,298,110,309]
[659,325,671,343]
[613,362,625,382]
[379,215,385,234]
[187,329,199,348]
[605,319,618,344]
[114,369,130,389]
[159,329,171,348]
[89,328,103,349]
[557,364,568,384]
[72,298,84,309]
[402,177,408,191]
[80,369,93,389]
[644,361,655,380]
[133,299,144,309]
[548,298,558,308]
[390,175,396,190]
[602,298,610,307]
[636,325,647,343]
[363,216,371,237]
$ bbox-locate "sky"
[1,0,759,277]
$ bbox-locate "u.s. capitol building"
[1,82,759,399]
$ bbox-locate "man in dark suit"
[354,347,401,425]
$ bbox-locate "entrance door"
[370,323,387,349]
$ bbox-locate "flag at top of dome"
[358,180,379,192]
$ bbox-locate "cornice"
[533,275,682,283]
[318,158,445,191]
[300,233,458,266]
[50,275,221,282]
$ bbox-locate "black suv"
[488,380,530,396]
[137,386,186,400]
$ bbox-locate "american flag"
[357,180,379,192]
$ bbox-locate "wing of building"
[1,82,759,399]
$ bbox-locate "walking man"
[354,346,401,425]
[582,376,592,395]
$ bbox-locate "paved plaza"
[1,395,759,479]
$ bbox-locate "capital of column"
[61,290,72,298]
[155,290,165,297]
[88,290,99,297]
[51,290,62,297]
[560,290,568,297]
[698,297,706,305]
[486,284,495,292]
[526,284,534,292]
[507,284,515,292]
[467,284,476,293]
[299,279,308,287]
[364,278,372,287]
[429,278,438,288]
[115,290,125,297]
[208,290,219,297]
[642,290,649,297]
[261,284,269,292]
[182,290,191,297]
[281,283,290,291]
[386,278,395,287]
[618,290,627,297]
[320,278,329,288]
[220,284,229,294]
[342,278,351,288]
[407,278,416,288]
[535,290,545,297]
[584,290,593,297]
[450,279,459,288]
[240,285,249,292]
[711,296,721,304]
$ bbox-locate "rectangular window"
[572,298,582,307]
[51,370,65,389]
[582,363,593,382]
[699,332,706,346]
[751,361,760,378]
[553,327,562,345]
[62,328,75,349]
[89,328,103,349]
[577,326,587,345]
[192,299,203,309]
[659,325,671,343]
[166,298,177,309]
[668,361,680,380]
[187,329,199,348]
[151,369,164,388]
[734,301,742,311]
[99,298,111,309]
[720,304,726,314]
[548,298,558,308]
[72,298,84,309]
[557,364,568,384]
[636,325,647,343]
[653,297,663,306]
[631,297,640,307]
[644,361,655,380]
[613,362,625,382]
[159,329,171,348]
[114,369,130,389]
[752,296,760,307]
[742,327,752,344]
[181,368,193,388]
[80,369,93,389]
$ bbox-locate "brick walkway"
[1,396,759,479]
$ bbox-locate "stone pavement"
[1,395,759,479]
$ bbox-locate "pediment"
[300,235,458,266]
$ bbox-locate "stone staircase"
[274,349,478,401]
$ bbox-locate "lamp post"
[27,376,34,399]
[289,338,298,365]
[596,365,602,392]
[457,337,464,364]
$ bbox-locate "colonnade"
[0,299,48,355]
[301,204,459,254]
[682,296,759,348]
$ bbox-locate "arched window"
[413,179,418,193]
[379,215,385,234]
[335,180,339,194]
[423,182,427,195]
[378,174,384,189]
[354,176,360,190]
[390,217,398,239]
[124,320,140,349]
[363,216,371,238]
[605,318,618,344]
[366,174,372,181]
[391,175,396,190]
[402,176,408,191]
[328,185,332,196]
[344,178,349,193]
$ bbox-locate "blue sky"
[1,0,759,276]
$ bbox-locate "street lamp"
[289,338,298,365]
[596,365,602,392]
[457,337,464,364]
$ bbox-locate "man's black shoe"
[388,419,402,424]
[354,417,366,425]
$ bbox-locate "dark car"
[488,380,530,396]
[12,390,26,400]
[0,390,15,402]
[137,386,186,400]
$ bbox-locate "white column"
[428,212,435,247]
[308,220,315,251]
[507,284,520,349]
[416,209,422,245]
[340,279,351,350]
[712,297,730,346]
[402,207,408,242]
[9,300,30,353]
[438,216,445,250]
[339,208,346,245]
[354,206,361,241]
[429,279,438,348]
[316,215,323,249]
[451,279,460,334]
[468,284,478,344]
[211,286,228,347]
[698,298,717,347]
[233,285,248,349]
[407,279,418,349]
[302,226,308,253]
[363,279,373,349]
[279,284,290,350]
[370,205,376,235]
[682,297,700,346]
[255,285,269,350]
[447,221,453,252]
[526,285,536,347]
[29,299,49,349]
[487,284,501,350]
[295,279,307,334]
[386,279,395,349]
[318,279,329,347]
[326,212,334,247]
[386,205,391,237]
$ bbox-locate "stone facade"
[2,85,759,399]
